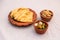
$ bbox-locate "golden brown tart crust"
[8,8,37,27]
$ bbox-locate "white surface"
[0,0,60,40]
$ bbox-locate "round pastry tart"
[34,20,48,34]
[40,10,53,22]
[8,8,37,27]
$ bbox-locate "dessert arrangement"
[8,8,53,34]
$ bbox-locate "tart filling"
[10,8,33,22]
[34,21,46,29]
[41,10,52,18]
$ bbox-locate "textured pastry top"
[10,8,33,22]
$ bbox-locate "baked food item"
[8,8,37,27]
[40,10,53,22]
[34,20,48,34]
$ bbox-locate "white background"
[0,0,60,40]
